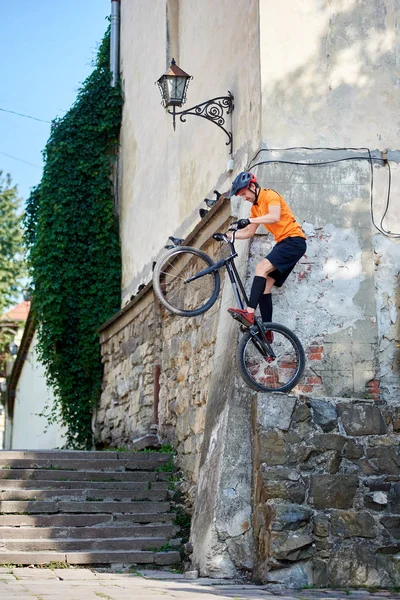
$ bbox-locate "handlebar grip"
[213,233,226,242]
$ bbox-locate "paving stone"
[52,568,97,579]
[140,569,184,579]
[11,567,58,579]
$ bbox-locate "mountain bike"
[153,225,305,393]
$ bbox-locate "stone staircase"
[0,450,182,566]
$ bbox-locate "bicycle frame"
[185,231,249,309]
[184,230,276,359]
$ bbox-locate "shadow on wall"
[246,1,400,401]
[261,0,399,150]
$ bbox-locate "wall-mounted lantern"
[157,59,234,155]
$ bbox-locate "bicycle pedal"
[230,312,246,326]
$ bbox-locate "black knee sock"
[248,276,267,310]
[259,293,273,323]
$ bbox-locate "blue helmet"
[228,172,257,197]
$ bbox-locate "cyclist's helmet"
[228,171,257,197]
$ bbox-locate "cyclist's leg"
[228,260,276,326]
[246,259,277,315]
[253,237,307,318]
[259,275,275,323]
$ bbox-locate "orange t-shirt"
[250,189,306,243]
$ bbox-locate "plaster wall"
[104,0,400,584]
[10,332,65,450]
[259,0,400,147]
[118,0,260,305]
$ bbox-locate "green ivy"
[24,28,122,449]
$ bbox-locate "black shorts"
[266,236,307,287]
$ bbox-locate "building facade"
[95,0,400,586]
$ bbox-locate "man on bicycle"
[227,171,306,332]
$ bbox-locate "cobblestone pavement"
[0,568,399,600]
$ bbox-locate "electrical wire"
[0,150,42,169]
[247,147,399,239]
[0,107,51,124]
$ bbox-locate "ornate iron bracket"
[168,91,234,155]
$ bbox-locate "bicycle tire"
[237,322,305,393]
[153,246,221,317]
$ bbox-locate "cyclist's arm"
[249,204,281,225]
[229,223,258,240]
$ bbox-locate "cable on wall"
[246,147,399,239]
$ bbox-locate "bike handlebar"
[212,230,235,244]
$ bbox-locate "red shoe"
[228,308,255,327]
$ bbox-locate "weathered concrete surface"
[374,234,400,402]
[119,0,261,303]
[249,150,400,403]
[190,239,255,578]
[260,1,400,148]
[101,0,400,588]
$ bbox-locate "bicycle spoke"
[239,324,304,393]
[154,248,220,316]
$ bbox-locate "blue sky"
[0,0,111,203]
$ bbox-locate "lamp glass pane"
[167,76,186,104]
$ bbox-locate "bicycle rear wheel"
[153,246,220,317]
[237,322,305,393]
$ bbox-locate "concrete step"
[0,512,175,527]
[0,479,169,490]
[0,469,171,482]
[0,450,181,568]
[0,537,170,552]
[0,524,178,539]
[0,500,171,514]
[0,450,172,471]
[0,451,119,459]
[0,454,172,471]
[0,488,169,501]
[0,549,181,565]
[0,450,173,462]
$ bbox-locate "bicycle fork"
[249,318,276,360]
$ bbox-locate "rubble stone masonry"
[95,226,228,505]
[253,394,400,587]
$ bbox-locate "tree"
[0,172,25,316]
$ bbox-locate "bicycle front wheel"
[153,246,221,317]
[237,322,305,393]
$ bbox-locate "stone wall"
[253,394,400,587]
[95,295,157,447]
[95,208,231,503]
[157,236,226,500]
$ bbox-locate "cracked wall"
[246,152,400,402]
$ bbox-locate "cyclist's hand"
[229,218,250,231]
